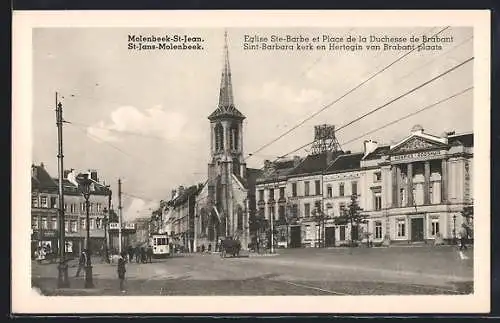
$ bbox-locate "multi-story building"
[255,157,302,248]
[359,125,473,245]
[165,185,202,252]
[253,125,474,248]
[31,164,112,257]
[322,152,365,246]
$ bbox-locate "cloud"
[86,105,192,142]
[122,197,159,222]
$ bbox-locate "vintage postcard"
[12,10,490,314]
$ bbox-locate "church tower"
[207,31,247,240]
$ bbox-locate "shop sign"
[391,150,443,163]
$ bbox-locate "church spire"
[219,30,234,108]
[208,30,245,121]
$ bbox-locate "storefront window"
[431,218,440,236]
[375,221,383,239]
[397,219,406,237]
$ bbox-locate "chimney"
[40,162,45,169]
[66,169,79,187]
[31,165,38,178]
[363,140,378,158]
[293,156,301,167]
[264,159,271,169]
[63,169,73,179]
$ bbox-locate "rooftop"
[325,152,364,174]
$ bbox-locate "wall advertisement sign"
[391,150,444,163]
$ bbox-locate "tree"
[461,205,474,239]
[108,209,119,223]
[334,194,368,247]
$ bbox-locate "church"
[194,32,261,251]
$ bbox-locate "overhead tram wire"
[244,26,451,161]
[322,32,473,120]
[334,56,473,133]
[268,56,473,164]
[340,86,473,147]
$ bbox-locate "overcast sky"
[32,27,473,222]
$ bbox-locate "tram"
[148,233,171,258]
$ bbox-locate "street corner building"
[255,125,473,248]
[31,164,112,258]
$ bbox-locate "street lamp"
[102,207,110,263]
[76,173,94,288]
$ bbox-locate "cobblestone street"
[32,245,474,296]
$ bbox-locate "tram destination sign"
[391,150,444,163]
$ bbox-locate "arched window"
[237,206,244,230]
[215,123,224,151]
[230,123,239,150]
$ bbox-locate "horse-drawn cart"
[220,237,241,258]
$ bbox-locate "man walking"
[75,249,87,278]
[135,246,141,263]
[117,251,127,293]
[147,245,153,263]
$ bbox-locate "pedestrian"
[141,247,146,263]
[147,245,153,263]
[117,251,127,293]
[75,249,87,277]
[135,246,140,263]
[459,224,468,250]
[36,247,44,264]
[201,244,205,253]
[127,245,134,263]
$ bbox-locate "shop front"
[31,229,58,258]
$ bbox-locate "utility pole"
[118,178,123,254]
[56,92,70,288]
